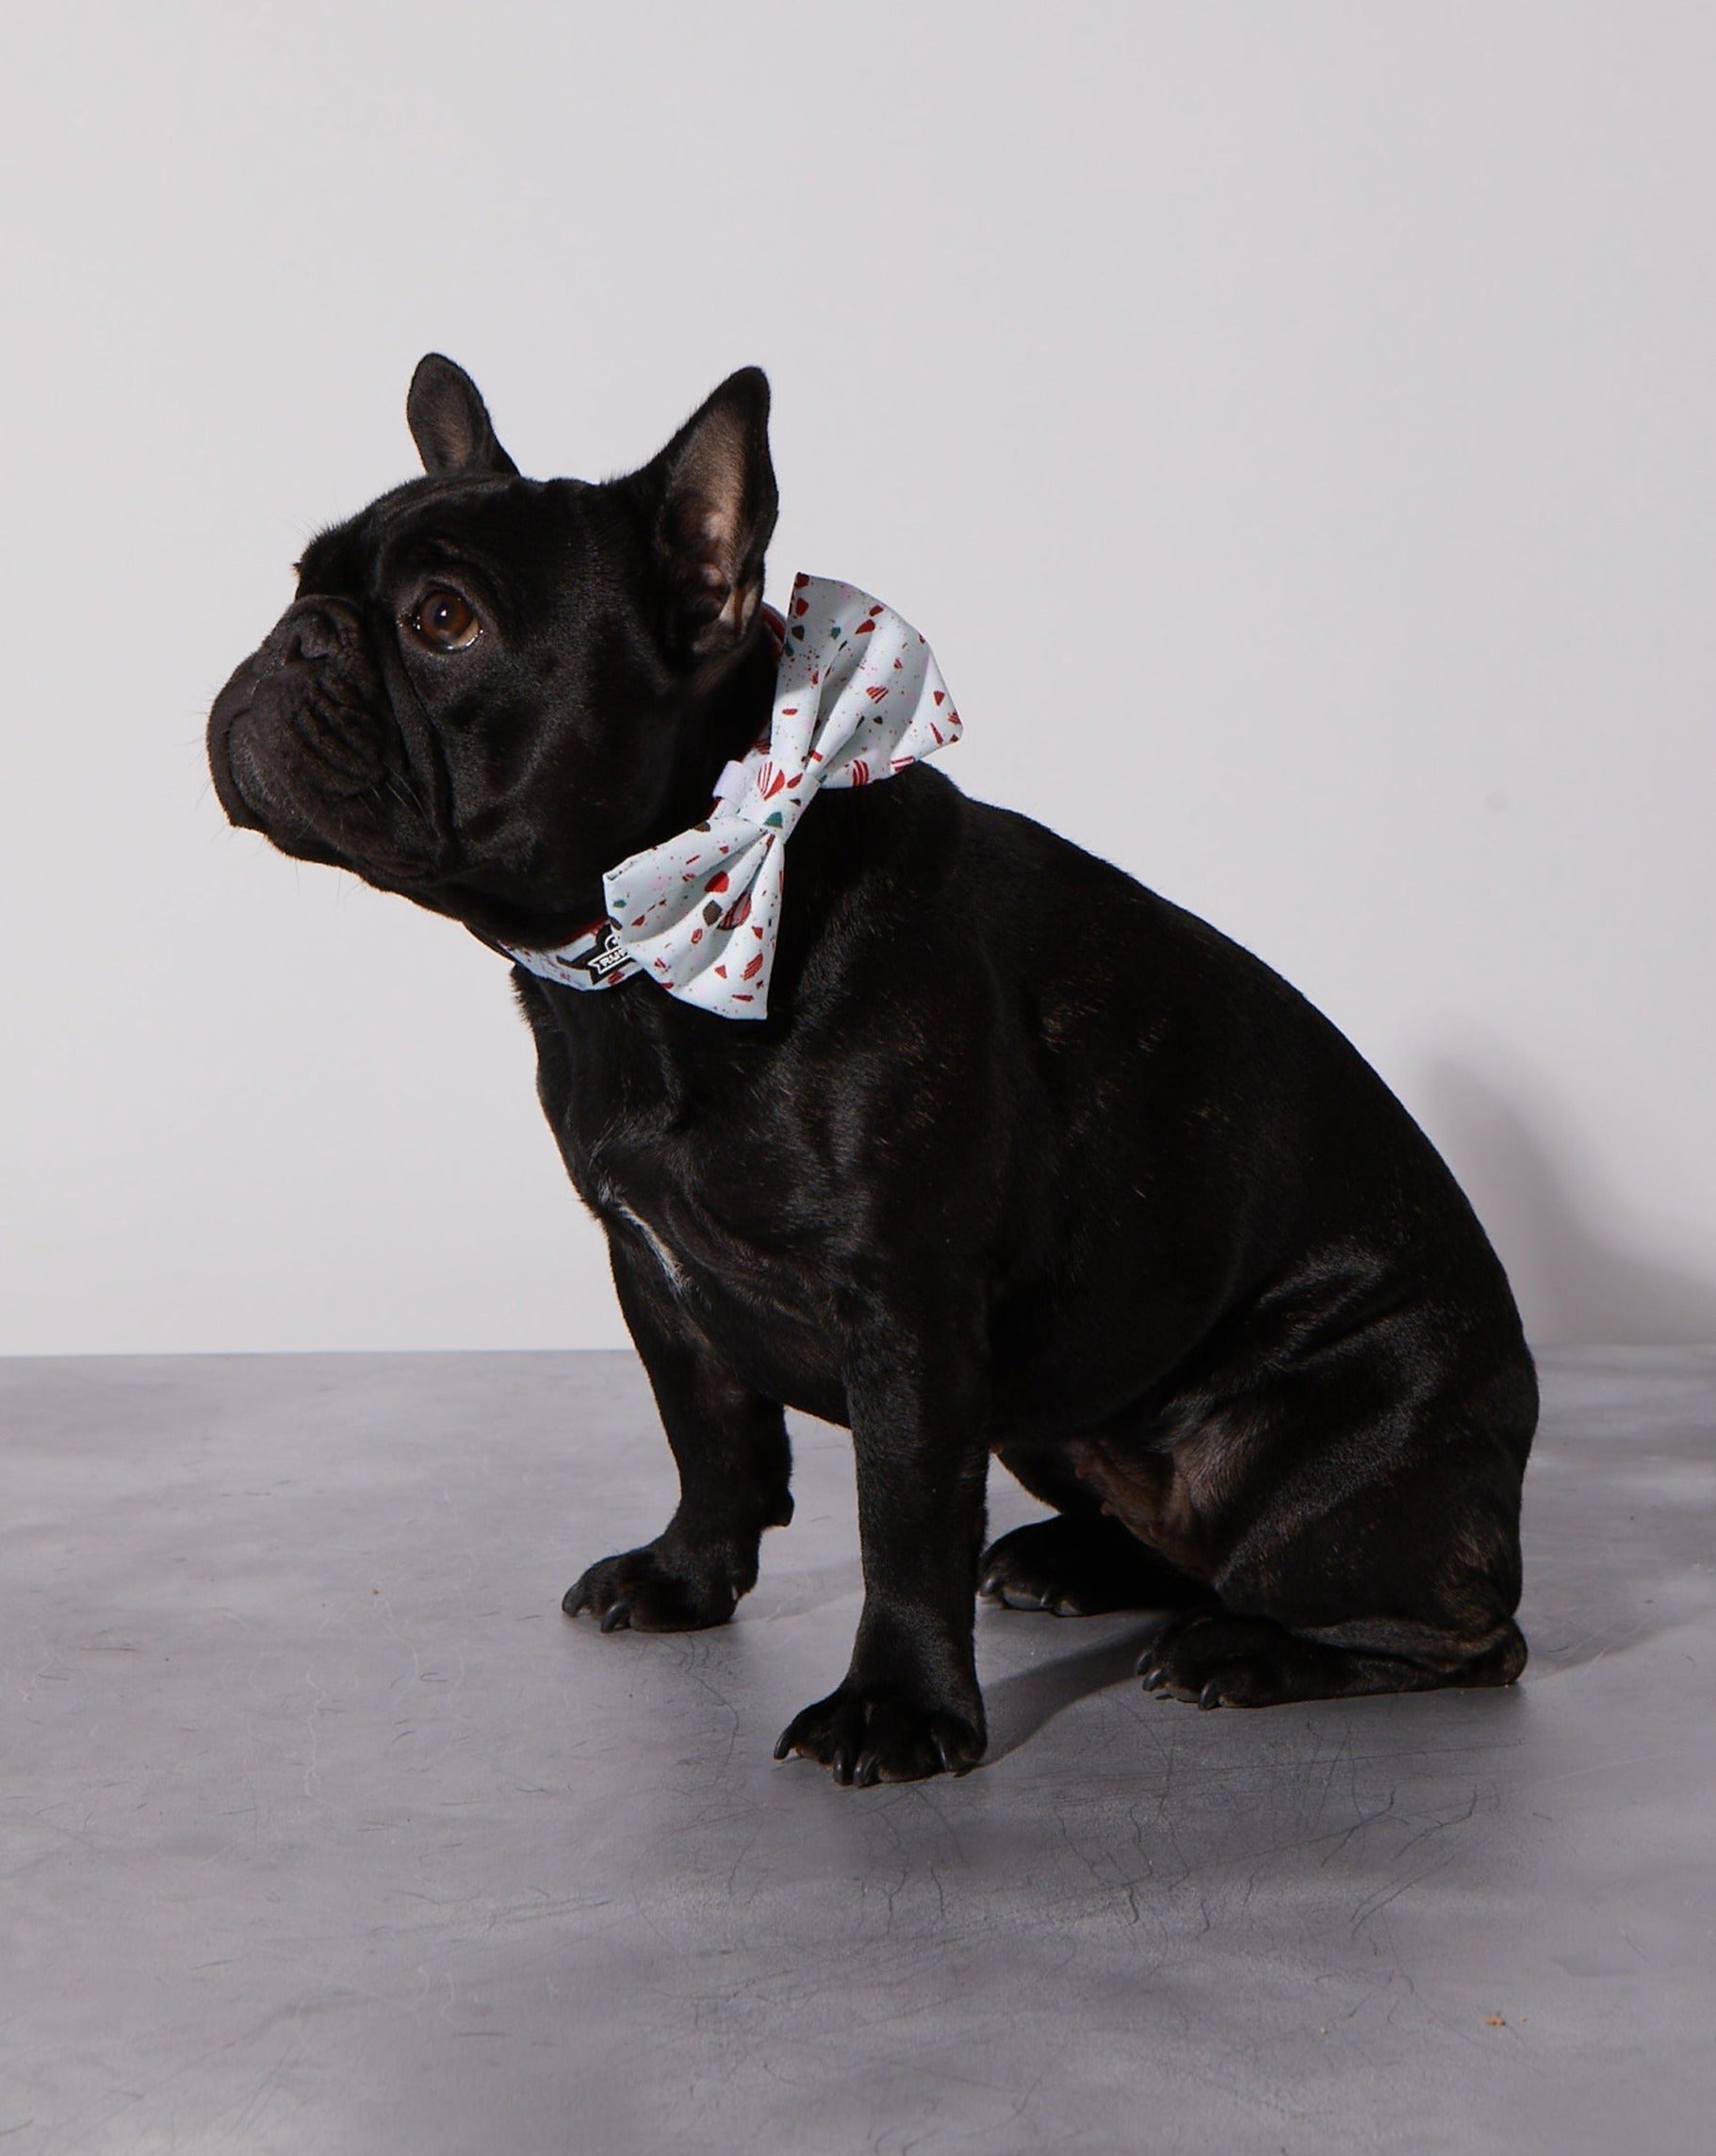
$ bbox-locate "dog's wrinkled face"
[207,356,777,947]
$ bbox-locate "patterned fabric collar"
[500,573,960,1019]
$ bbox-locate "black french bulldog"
[206,357,1536,1786]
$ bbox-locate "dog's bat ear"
[636,368,777,662]
[406,354,520,478]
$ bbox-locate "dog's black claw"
[1134,1610,1337,1709]
[565,1544,745,1632]
[775,1683,985,1786]
[979,1571,1075,1614]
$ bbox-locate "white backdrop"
[4,1,1713,1354]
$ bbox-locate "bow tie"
[501,573,960,1018]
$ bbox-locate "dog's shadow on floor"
[1420,1054,1716,1674]
[1419,1052,1716,1348]
[979,1611,1165,1761]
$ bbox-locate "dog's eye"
[409,588,482,651]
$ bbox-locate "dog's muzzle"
[206,597,418,871]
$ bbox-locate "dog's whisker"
[384,767,430,825]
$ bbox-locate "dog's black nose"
[273,597,360,668]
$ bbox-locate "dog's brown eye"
[410,587,482,651]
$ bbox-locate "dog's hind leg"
[981,1436,1214,1616]
[1079,1337,1536,1707]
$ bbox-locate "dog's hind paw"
[1135,1611,1310,1707]
[774,1682,986,1786]
[1134,1609,1458,1708]
[979,1515,1210,1616]
[564,1542,747,1632]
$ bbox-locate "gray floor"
[4,1350,1714,2156]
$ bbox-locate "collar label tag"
[585,921,631,979]
[509,916,641,992]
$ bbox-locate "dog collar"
[501,573,960,1018]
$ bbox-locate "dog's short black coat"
[207,358,1536,1785]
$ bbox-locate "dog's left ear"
[406,354,520,477]
[636,368,777,662]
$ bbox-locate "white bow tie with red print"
[500,574,960,1019]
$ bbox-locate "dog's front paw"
[773,1682,986,1786]
[563,1543,745,1632]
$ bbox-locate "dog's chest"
[591,1126,845,1412]
[585,1123,820,1306]
[545,1011,843,1382]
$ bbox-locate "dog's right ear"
[406,354,519,478]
